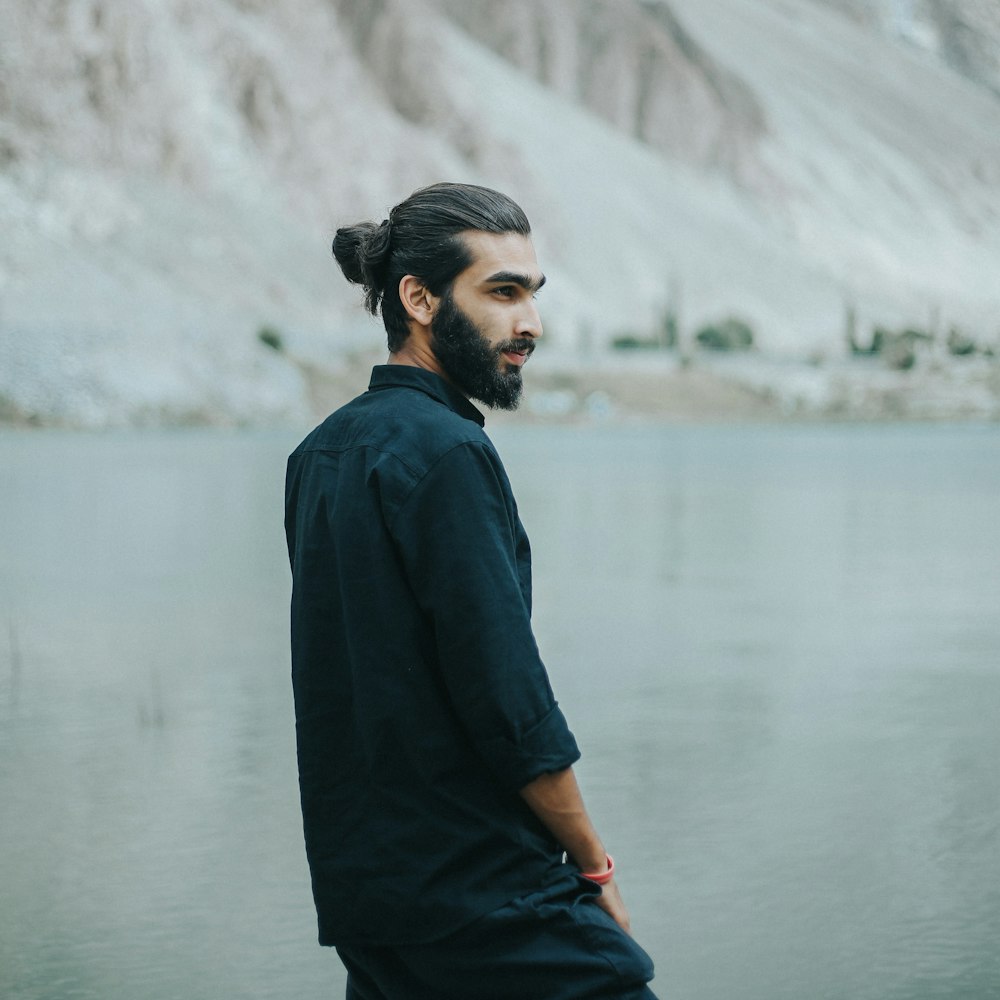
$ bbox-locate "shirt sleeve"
[389,441,580,791]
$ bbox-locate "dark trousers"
[336,872,658,1000]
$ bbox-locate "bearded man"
[285,182,657,999]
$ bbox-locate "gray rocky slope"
[1,0,998,425]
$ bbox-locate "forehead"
[457,230,541,283]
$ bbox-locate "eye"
[492,286,515,299]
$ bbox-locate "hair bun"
[331,223,373,285]
[332,220,394,314]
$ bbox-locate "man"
[285,182,656,999]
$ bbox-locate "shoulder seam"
[292,442,422,480]
[389,439,500,532]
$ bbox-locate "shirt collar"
[367,365,486,427]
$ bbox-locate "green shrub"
[947,327,976,356]
[258,326,284,352]
[611,333,661,351]
[694,317,754,351]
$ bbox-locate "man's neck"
[388,344,464,396]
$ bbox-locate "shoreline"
[2,351,998,429]
[300,351,1000,428]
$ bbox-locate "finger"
[594,891,631,934]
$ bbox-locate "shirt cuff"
[474,703,582,791]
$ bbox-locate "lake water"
[1,422,999,1000]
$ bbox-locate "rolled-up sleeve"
[389,441,580,790]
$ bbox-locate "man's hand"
[592,875,631,934]
[519,767,633,934]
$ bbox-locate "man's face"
[430,232,544,411]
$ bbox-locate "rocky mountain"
[814,0,1000,95]
[1,0,998,425]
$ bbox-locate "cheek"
[483,308,515,339]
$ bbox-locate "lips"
[499,340,534,367]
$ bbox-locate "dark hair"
[332,182,531,351]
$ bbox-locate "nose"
[516,299,543,340]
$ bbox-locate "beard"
[430,291,533,411]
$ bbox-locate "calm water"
[1,423,999,1000]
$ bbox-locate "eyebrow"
[483,270,547,293]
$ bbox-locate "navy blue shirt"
[285,366,581,946]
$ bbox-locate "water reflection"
[2,424,999,1000]
[499,424,1000,999]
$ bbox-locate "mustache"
[495,338,536,356]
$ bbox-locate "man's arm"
[520,766,631,933]
[391,444,625,922]
[390,443,581,787]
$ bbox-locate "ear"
[398,275,437,328]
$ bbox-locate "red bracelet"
[581,854,615,885]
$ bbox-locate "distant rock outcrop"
[1,0,999,425]
[433,0,770,191]
[815,0,1000,96]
